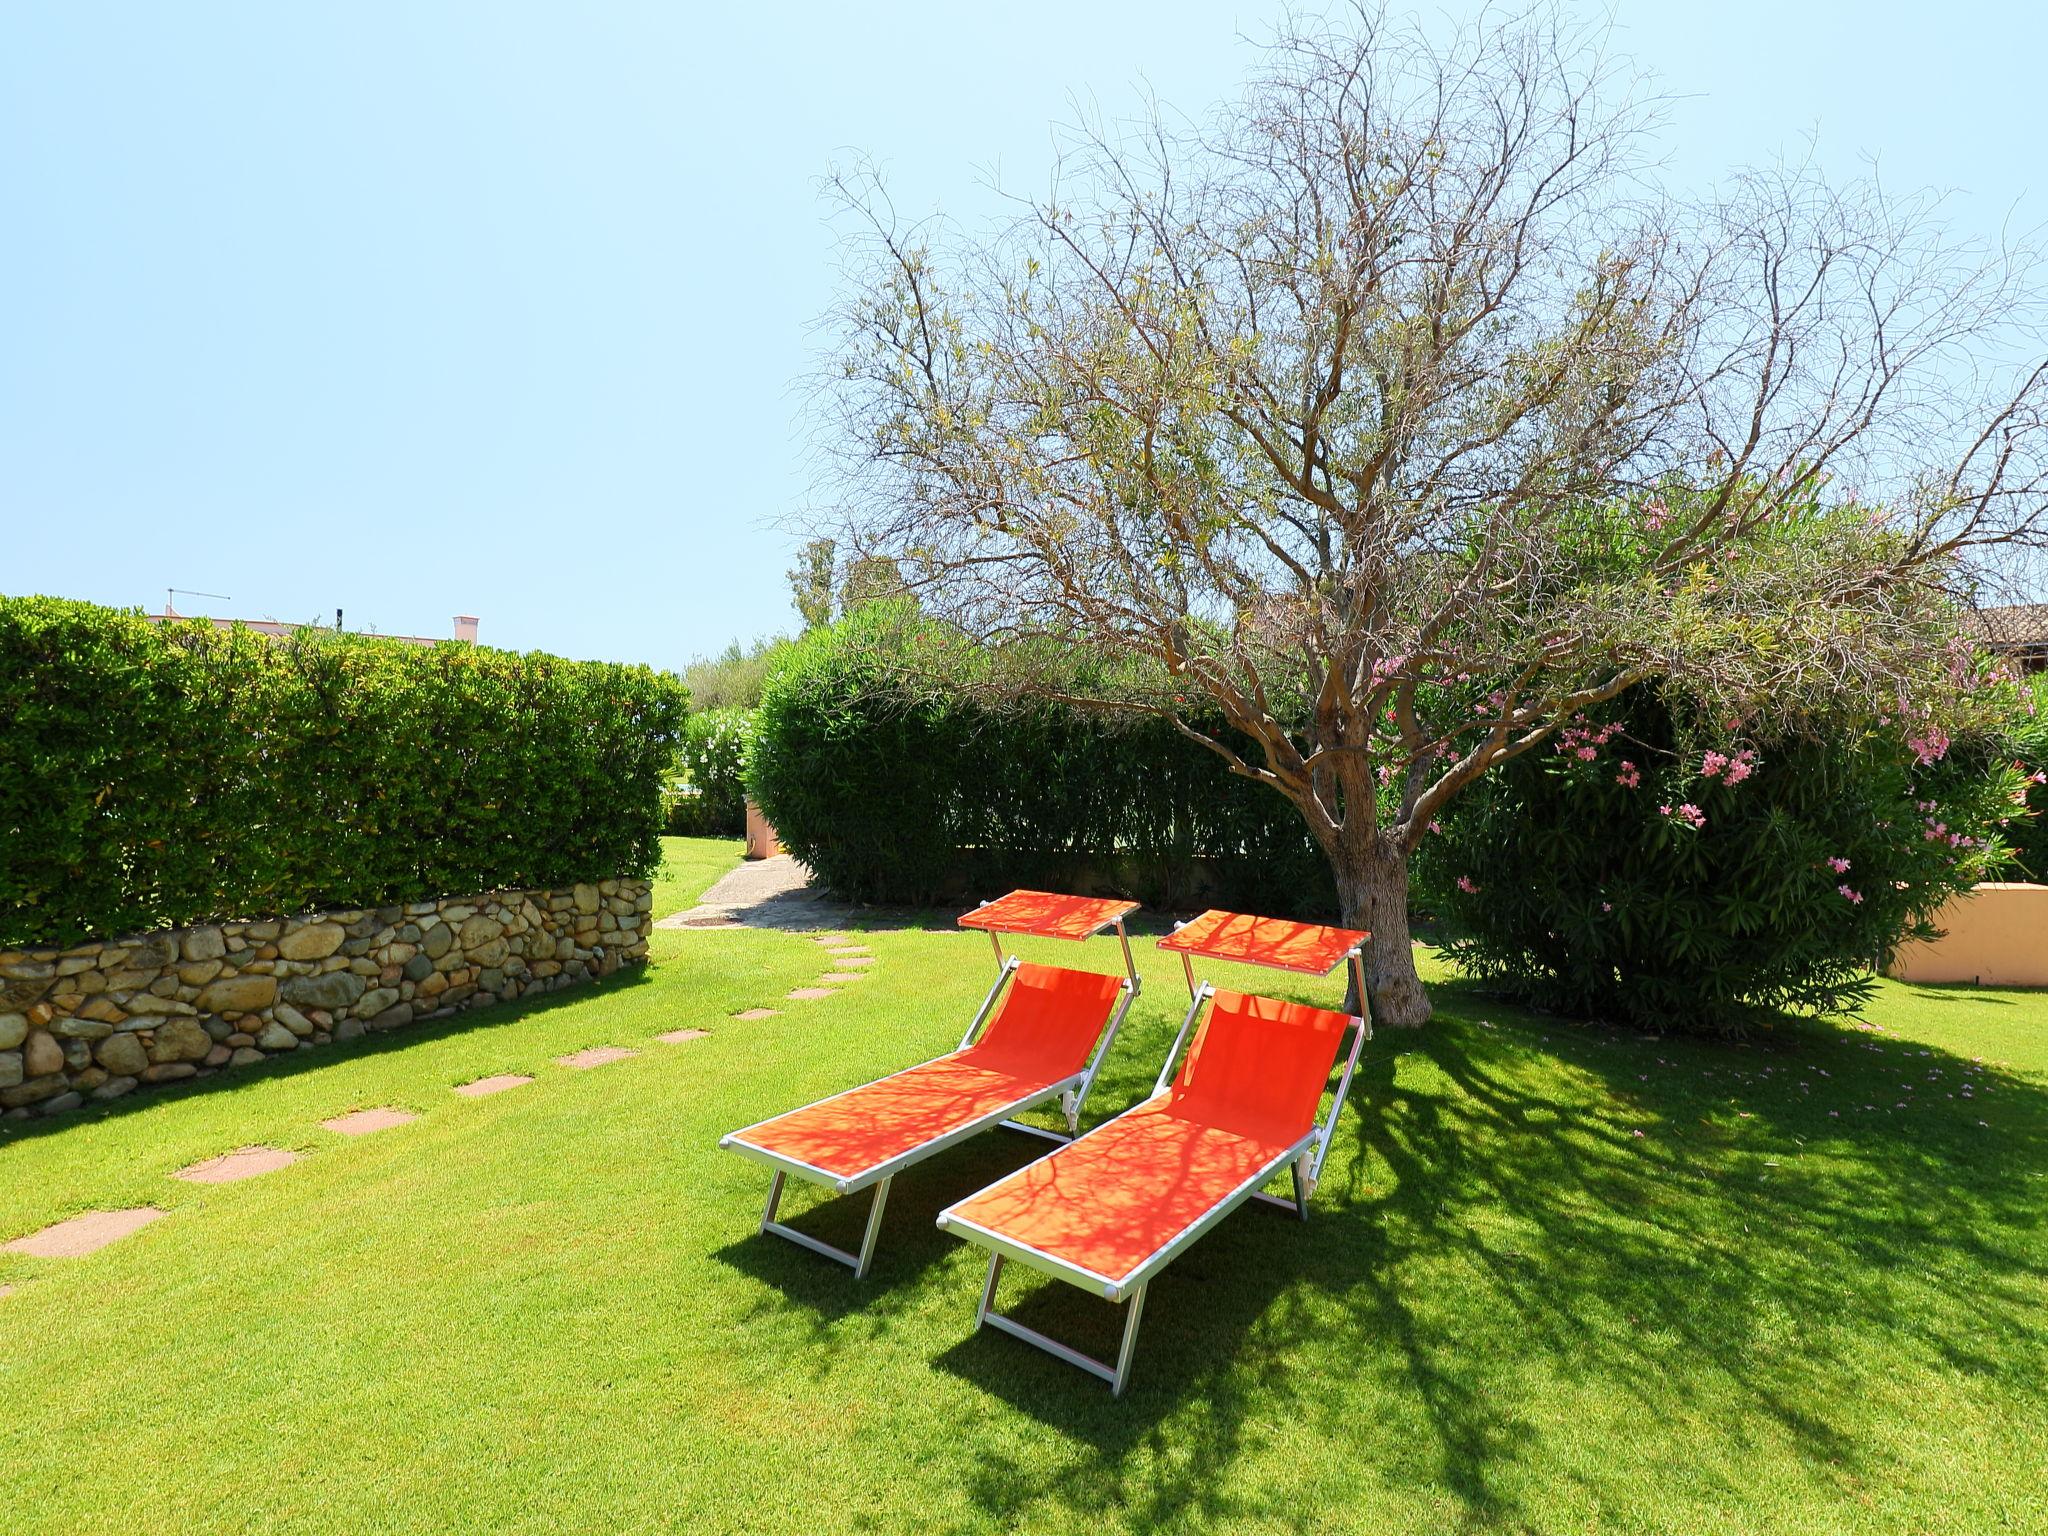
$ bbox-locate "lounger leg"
[853,1176,892,1279]
[1291,1156,1310,1220]
[1111,1284,1148,1398]
[759,1170,893,1279]
[976,1253,1005,1326]
[975,1258,1151,1397]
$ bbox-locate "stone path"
[5,1207,163,1258]
[556,1046,638,1069]
[1,916,884,1294]
[321,1107,418,1136]
[454,1073,532,1097]
[174,1147,301,1184]
[653,855,849,932]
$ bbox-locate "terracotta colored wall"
[745,801,783,861]
[1886,883,2048,987]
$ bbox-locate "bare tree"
[817,2,2048,1025]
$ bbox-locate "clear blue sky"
[4,2,2041,672]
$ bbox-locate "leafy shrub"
[1415,686,2033,1033]
[683,636,791,711]
[748,608,1336,912]
[2008,673,2048,880]
[679,708,756,836]
[0,596,689,948]
[661,784,708,837]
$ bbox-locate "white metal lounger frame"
[937,930,1370,1395]
[718,908,1141,1279]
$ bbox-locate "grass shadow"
[947,975,2048,1530]
[0,964,663,1150]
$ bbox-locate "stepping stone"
[4,1208,165,1258]
[0,1284,12,1300]
[174,1147,301,1184]
[810,933,851,945]
[656,1029,710,1044]
[833,956,878,968]
[786,988,839,1001]
[321,1108,419,1136]
[733,1009,779,1021]
[556,1047,638,1069]
[454,1074,533,1098]
[826,946,870,957]
[820,972,867,984]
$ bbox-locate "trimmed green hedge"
[0,597,688,948]
[747,611,1336,914]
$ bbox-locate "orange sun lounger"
[718,891,1141,1278]
[936,909,1371,1395]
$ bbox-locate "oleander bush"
[748,607,1336,912]
[2010,673,2048,880]
[1414,685,2035,1033]
[0,596,688,948]
[678,708,756,837]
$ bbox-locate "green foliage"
[1415,686,2031,1033]
[679,708,757,836]
[682,635,790,711]
[786,537,835,631]
[748,608,1335,912]
[0,596,688,948]
[2008,673,2048,880]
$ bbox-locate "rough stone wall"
[0,879,652,1118]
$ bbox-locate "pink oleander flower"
[1828,856,1851,874]
[1427,820,1442,835]
[1839,885,1863,904]
[1456,875,1480,894]
[1701,750,1729,778]
[1615,761,1641,788]
[1660,802,1706,830]
[1601,901,1613,913]
[1575,745,1597,761]
[1907,727,1950,766]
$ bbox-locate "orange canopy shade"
[732,964,1123,1182]
[944,989,1355,1284]
[959,890,1139,941]
[1156,909,1368,976]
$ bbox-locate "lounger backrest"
[955,962,1124,1080]
[1167,989,1353,1144]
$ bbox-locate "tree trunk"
[1331,832,1431,1028]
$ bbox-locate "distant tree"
[838,555,908,617]
[788,538,836,631]
[684,637,789,712]
[819,2,2048,1025]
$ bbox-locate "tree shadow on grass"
[0,964,664,1152]
[942,978,2048,1531]
[709,1123,1075,1332]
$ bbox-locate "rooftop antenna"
[165,587,232,614]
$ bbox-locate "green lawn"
[649,833,745,917]
[1,918,2043,1534]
